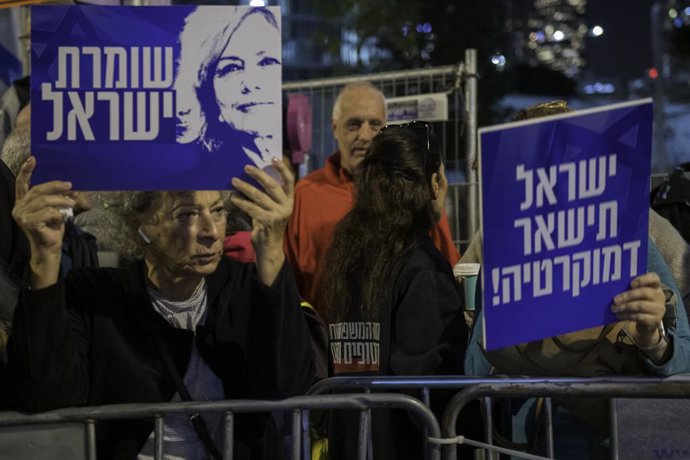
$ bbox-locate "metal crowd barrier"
[307,375,690,460]
[3,377,690,459]
[0,394,440,460]
[438,379,689,459]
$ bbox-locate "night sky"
[585,0,654,79]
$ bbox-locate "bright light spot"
[490,54,506,71]
[685,7,690,16]
[535,31,545,42]
[648,67,659,79]
[585,82,615,94]
[553,30,565,41]
[416,22,432,34]
[669,8,678,19]
[249,0,265,5]
[592,25,604,36]
[490,53,506,66]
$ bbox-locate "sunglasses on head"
[378,120,432,153]
[377,121,437,194]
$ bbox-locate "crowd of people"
[1,69,690,460]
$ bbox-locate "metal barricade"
[283,51,480,251]
[441,378,690,460]
[306,375,690,460]
[0,394,441,460]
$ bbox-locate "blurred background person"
[285,82,460,318]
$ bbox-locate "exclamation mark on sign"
[492,268,501,306]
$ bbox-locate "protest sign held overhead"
[479,99,653,350]
[31,5,282,190]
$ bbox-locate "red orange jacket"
[284,152,461,316]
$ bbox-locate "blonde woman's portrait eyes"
[216,58,244,78]
[258,56,280,67]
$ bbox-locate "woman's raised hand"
[230,158,294,286]
[12,157,74,288]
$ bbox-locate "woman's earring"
[218,113,225,123]
[137,226,151,244]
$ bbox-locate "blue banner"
[480,100,653,350]
[31,5,282,190]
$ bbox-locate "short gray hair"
[331,81,386,121]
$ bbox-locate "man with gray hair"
[285,82,460,316]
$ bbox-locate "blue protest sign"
[31,5,282,190]
[479,99,653,350]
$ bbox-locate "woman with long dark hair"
[321,122,467,460]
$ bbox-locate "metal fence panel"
[0,422,87,460]
[283,58,478,251]
[612,398,690,460]
[0,394,441,460]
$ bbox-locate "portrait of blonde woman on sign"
[175,7,282,171]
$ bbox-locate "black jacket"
[327,234,468,460]
[9,258,316,459]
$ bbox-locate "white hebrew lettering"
[557,207,585,248]
[596,201,618,241]
[601,245,622,282]
[579,154,617,199]
[571,251,592,297]
[56,47,80,89]
[96,92,120,141]
[623,240,641,278]
[142,47,173,88]
[532,259,554,297]
[534,213,556,253]
[67,91,95,141]
[516,164,533,211]
[535,165,558,207]
[42,83,64,141]
[123,92,159,140]
[104,47,128,89]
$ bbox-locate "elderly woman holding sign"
[176,7,281,171]
[9,156,317,459]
